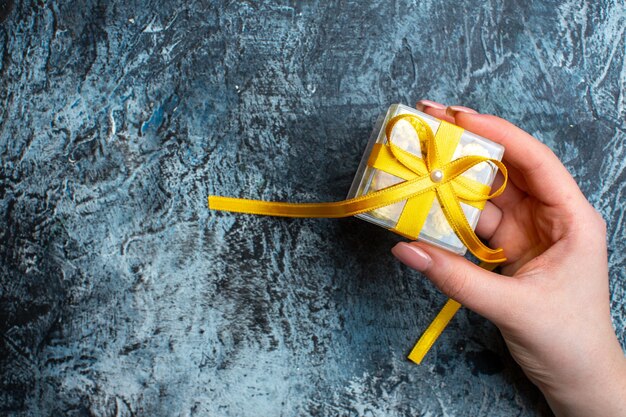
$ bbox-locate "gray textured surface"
[1,1,625,416]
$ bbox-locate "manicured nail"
[391,242,432,272]
[416,99,446,112]
[446,105,479,117]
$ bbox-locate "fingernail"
[416,99,446,112]
[446,105,479,118]
[391,242,432,272]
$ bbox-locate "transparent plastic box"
[347,104,504,255]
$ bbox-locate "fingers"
[416,100,584,207]
[416,100,480,122]
[489,169,526,209]
[391,241,519,322]
[416,100,453,122]
[417,100,527,210]
[475,201,502,240]
[453,113,585,207]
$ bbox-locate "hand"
[391,101,626,417]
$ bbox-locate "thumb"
[392,242,519,323]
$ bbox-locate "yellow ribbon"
[407,260,500,364]
[208,113,507,362]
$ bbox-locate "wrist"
[541,346,626,417]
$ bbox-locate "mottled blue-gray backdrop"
[1,1,625,416]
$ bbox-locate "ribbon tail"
[208,173,440,219]
[408,298,461,364]
[408,261,501,364]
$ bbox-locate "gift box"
[346,104,504,255]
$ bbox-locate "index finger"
[453,113,586,207]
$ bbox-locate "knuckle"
[594,209,607,232]
[525,155,547,177]
[539,142,556,157]
[568,205,607,241]
[582,207,607,237]
[437,270,470,302]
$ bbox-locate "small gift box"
[346,104,504,255]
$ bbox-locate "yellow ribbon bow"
[208,113,507,363]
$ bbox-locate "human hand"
[391,100,626,417]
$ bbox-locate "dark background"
[1,1,624,416]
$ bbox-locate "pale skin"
[391,100,626,417]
